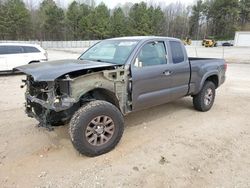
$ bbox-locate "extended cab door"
[165,41,190,99]
[131,41,174,111]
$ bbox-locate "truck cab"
[15,36,226,157]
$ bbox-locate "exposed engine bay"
[19,63,130,130]
[24,76,78,129]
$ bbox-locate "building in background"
[234,31,250,47]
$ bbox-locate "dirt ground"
[0,49,250,187]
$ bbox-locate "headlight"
[54,97,61,108]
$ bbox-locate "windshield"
[79,40,138,64]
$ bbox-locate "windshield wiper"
[79,58,116,64]
[93,59,115,64]
[96,59,109,63]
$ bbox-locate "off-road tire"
[69,100,124,157]
[193,81,216,112]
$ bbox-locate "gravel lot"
[0,48,249,187]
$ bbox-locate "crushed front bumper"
[25,92,76,129]
[25,93,76,112]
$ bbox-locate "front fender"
[69,68,128,114]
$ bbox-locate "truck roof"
[106,36,180,42]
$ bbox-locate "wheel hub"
[85,115,115,146]
[95,125,105,134]
[204,88,213,106]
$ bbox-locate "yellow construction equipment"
[202,38,217,47]
[182,37,192,45]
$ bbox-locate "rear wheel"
[69,100,124,157]
[193,81,216,112]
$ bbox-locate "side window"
[135,41,167,67]
[23,46,41,53]
[7,46,24,54]
[170,41,184,64]
[0,46,8,55]
[0,45,25,54]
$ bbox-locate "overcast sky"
[54,0,195,9]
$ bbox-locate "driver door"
[131,41,173,111]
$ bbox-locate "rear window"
[170,41,184,64]
[23,46,41,53]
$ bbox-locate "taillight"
[224,63,227,71]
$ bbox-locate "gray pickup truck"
[15,36,226,156]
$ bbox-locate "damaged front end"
[24,76,78,129]
[15,59,128,130]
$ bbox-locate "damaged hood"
[14,59,116,81]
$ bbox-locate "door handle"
[163,70,172,76]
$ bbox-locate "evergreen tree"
[128,2,151,36]
[0,1,4,39]
[210,0,239,39]
[110,7,127,37]
[77,3,91,39]
[66,1,81,40]
[39,0,65,40]
[189,0,203,39]
[148,6,166,36]
[84,3,110,39]
[0,0,246,40]
[0,0,31,40]
[239,0,250,30]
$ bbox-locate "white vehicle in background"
[0,43,48,72]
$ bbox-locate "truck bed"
[188,57,226,95]
[189,57,223,61]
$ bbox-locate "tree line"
[189,0,250,40]
[0,0,249,41]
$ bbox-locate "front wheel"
[69,100,124,157]
[193,81,216,112]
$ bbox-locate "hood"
[14,59,116,81]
